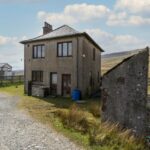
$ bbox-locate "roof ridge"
[30,25,68,40]
[63,24,79,32]
[31,25,79,40]
[51,25,67,32]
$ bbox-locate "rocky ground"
[0,93,82,150]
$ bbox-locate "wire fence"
[0,75,24,86]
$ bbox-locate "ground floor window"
[32,71,43,82]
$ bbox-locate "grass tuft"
[88,101,101,117]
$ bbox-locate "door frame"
[50,72,58,95]
[61,74,71,96]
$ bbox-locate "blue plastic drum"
[72,89,81,101]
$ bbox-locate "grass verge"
[0,84,148,150]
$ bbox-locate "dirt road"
[0,93,82,150]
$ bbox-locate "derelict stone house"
[21,22,103,97]
[0,63,12,76]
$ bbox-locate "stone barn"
[101,47,149,136]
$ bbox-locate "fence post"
[19,75,21,83]
[11,76,13,84]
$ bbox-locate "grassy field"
[102,51,150,75]
[102,56,129,75]
[102,52,150,95]
[0,84,148,150]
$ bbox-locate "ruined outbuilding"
[101,48,149,136]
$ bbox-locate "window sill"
[32,82,44,85]
[33,58,45,59]
[57,56,73,58]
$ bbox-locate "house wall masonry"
[24,36,101,97]
[101,47,149,136]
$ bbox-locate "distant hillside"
[12,70,24,76]
[102,49,139,59]
[101,49,148,75]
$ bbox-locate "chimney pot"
[43,22,53,35]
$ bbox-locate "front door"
[62,74,71,97]
[50,73,57,95]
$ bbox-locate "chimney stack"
[43,22,53,35]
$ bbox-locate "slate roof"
[34,25,79,40]
[20,25,104,52]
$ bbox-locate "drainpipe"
[76,37,79,89]
[24,45,26,94]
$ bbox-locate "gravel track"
[0,93,82,150]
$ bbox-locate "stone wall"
[102,48,149,136]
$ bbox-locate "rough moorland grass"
[54,104,147,150]
[0,84,148,150]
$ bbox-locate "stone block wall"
[102,48,149,136]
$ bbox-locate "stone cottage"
[21,22,104,97]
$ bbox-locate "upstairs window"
[32,71,43,82]
[33,45,45,59]
[93,48,96,61]
[57,42,72,57]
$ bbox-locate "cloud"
[0,36,19,46]
[0,36,9,45]
[37,3,150,27]
[38,11,77,25]
[106,12,150,26]
[85,28,149,53]
[64,3,110,21]
[106,0,150,26]
[115,0,150,14]
[0,35,25,70]
[37,3,110,25]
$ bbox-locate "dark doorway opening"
[62,74,71,97]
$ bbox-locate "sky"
[0,0,149,70]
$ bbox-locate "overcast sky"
[0,0,149,70]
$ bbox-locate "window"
[63,43,68,56]
[68,42,72,56]
[32,71,43,82]
[57,42,72,57]
[33,45,45,58]
[58,44,62,56]
[93,48,96,61]
[51,73,58,84]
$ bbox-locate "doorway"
[62,74,71,97]
[50,73,57,95]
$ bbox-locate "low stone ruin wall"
[101,48,149,136]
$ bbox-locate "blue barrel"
[72,89,81,101]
